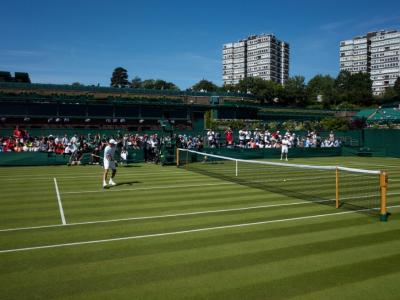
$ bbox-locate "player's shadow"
[114,180,141,187]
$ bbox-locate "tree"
[320,117,349,131]
[110,67,129,88]
[394,77,400,96]
[0,71,12,82]
[191,79,218,92]
[72,82,83,86]
[236,77,255,94]
[14,72,31,83]
[282,76,307,106]
[257,79,283,104]
[130,76,142,89]
[235,77,283,104]
[348,72,373,105]
[334,71,372,105]
[306,75,335,108]
[141,79,156,89]
[219,83,237,93]
[153,79,179,90]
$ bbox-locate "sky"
[1,0,400,89]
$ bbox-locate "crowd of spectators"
[0,127,165,164]
[205,128,341,149]
[0,126,341,158]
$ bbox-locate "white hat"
[109,139,117,144]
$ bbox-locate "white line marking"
[1,170,191,181]
[1,192,399,233]
[0,199,331,233]
[53,178,66,225]
[1,205,399,254]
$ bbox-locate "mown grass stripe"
[1,205,399,254]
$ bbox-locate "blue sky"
[1,0,400,89]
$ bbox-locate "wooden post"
[336,167,339,209]
[380,171,388,221]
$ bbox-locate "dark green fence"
[364,129,400,157]
[0,150,144,166]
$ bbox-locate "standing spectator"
[280,136,289,161]
[238,128,246,147]
[207,129,215,147]
[13,126,23,140]
[120,148,128,166]
[61,134,69,146]
[225,128,233,148]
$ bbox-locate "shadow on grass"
[115,180,141,187]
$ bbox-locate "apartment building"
[340,30,400,95]
[223,34,289,85]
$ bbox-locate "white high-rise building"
[223,34,289,85]
[340,30,400,95]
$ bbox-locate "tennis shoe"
[109,179,116,186]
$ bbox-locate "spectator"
[225,128,233,148]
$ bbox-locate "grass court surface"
[0,156,399,299]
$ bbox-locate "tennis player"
[103,139,118,188]
[280,136,289,161]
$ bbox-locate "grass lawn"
[0,156,399,299]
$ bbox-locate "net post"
[235,160,238,177]
[176,148,180,167]
[335,167,339,209]
[379,171,389,222]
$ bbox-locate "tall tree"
[191,79,218,92]
[130,76,142,89]
[236,77,256,94]
[334,70,372,105]
[219,83,237,93]
[258,80,283,104]
[306,75,335,108]
[141,79,156,89]
[14,72,31,83]
[394,77,400,96]
[110,67,129,88]
[153,79,179,90]
[283,76,307,106]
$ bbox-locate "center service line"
[54,178,66,225]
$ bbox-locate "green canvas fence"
[0,150,144,166]
[363,129,400,157]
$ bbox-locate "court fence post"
[380,171,389,222]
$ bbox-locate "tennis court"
[1,156,400,299]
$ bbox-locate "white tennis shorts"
[103,159,116,170]
[281,146,288,154]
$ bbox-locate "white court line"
[1,204,400,254]
[53,178,66,225]
[1,192,400,233]
[1,170,190,181]
[0,199,331,233]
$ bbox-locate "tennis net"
[176,148,389,221]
